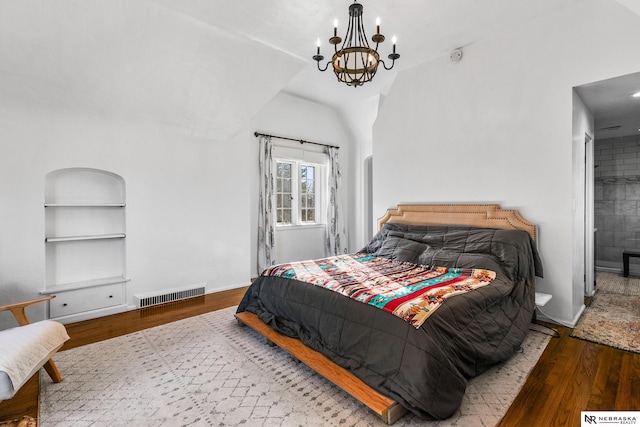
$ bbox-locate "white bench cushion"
[0,320,69,400]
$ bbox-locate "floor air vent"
[134,283,206,308]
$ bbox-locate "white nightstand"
[532,292,559,337]
[535,292,552,307]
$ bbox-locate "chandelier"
[313,1,400,87]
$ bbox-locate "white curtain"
[258,135,275,273]
[325,146,348,256]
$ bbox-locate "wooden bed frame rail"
[235,312,407,424]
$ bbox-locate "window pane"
[277,162,292,178]
[278,207,292,225]
[298,164,316,224]
[276,161,295,226]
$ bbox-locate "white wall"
[249,92,351,277]
[0,0,305,329]
[0,108,253,328]
[336,96,382,248]
[373,1,640,326]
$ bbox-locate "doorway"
[575,71,640,286]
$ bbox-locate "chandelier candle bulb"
[312,38,325,64]
[376,17,381,34]
[333,19,338,37]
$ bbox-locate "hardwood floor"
[2,286,639,426]
[60,287,248,350]
[499,322,640,426]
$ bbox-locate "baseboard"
[595,265,621,273]
[51,304,129,325]
[570,304,585,327]
[535,303,583,329]
[206,281,252,294]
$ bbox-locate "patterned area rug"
[0,417,36,427]
[595,271,640,296]
[40,306,550,427]
[571,290,640,354]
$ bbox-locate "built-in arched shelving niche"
[43,168,129,323]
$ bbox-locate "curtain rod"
[254,131,339,150]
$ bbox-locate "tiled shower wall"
[594,135,640,270]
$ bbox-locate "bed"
[236,204,543,423]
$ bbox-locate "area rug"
[40,306,550,427]
[0,417,36,427]
[595,271,640,296]
[571,290,640,353]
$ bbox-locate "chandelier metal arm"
[316,60,331,72]
[380,56,400,71]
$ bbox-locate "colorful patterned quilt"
[263,254,496,328]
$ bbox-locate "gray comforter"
[237,224,543,419]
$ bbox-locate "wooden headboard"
[378,204,537,241]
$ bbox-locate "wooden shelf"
[45,233,125,243]
[41,276,131,294]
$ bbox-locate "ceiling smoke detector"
[450,48,463,63]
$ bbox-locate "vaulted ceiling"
[154,0,581,108]
[2,0,638,141]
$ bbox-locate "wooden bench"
[623,250,640,277]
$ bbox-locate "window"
[275,162,293,225]
[275,160,322,226]
[300,164,315,223]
